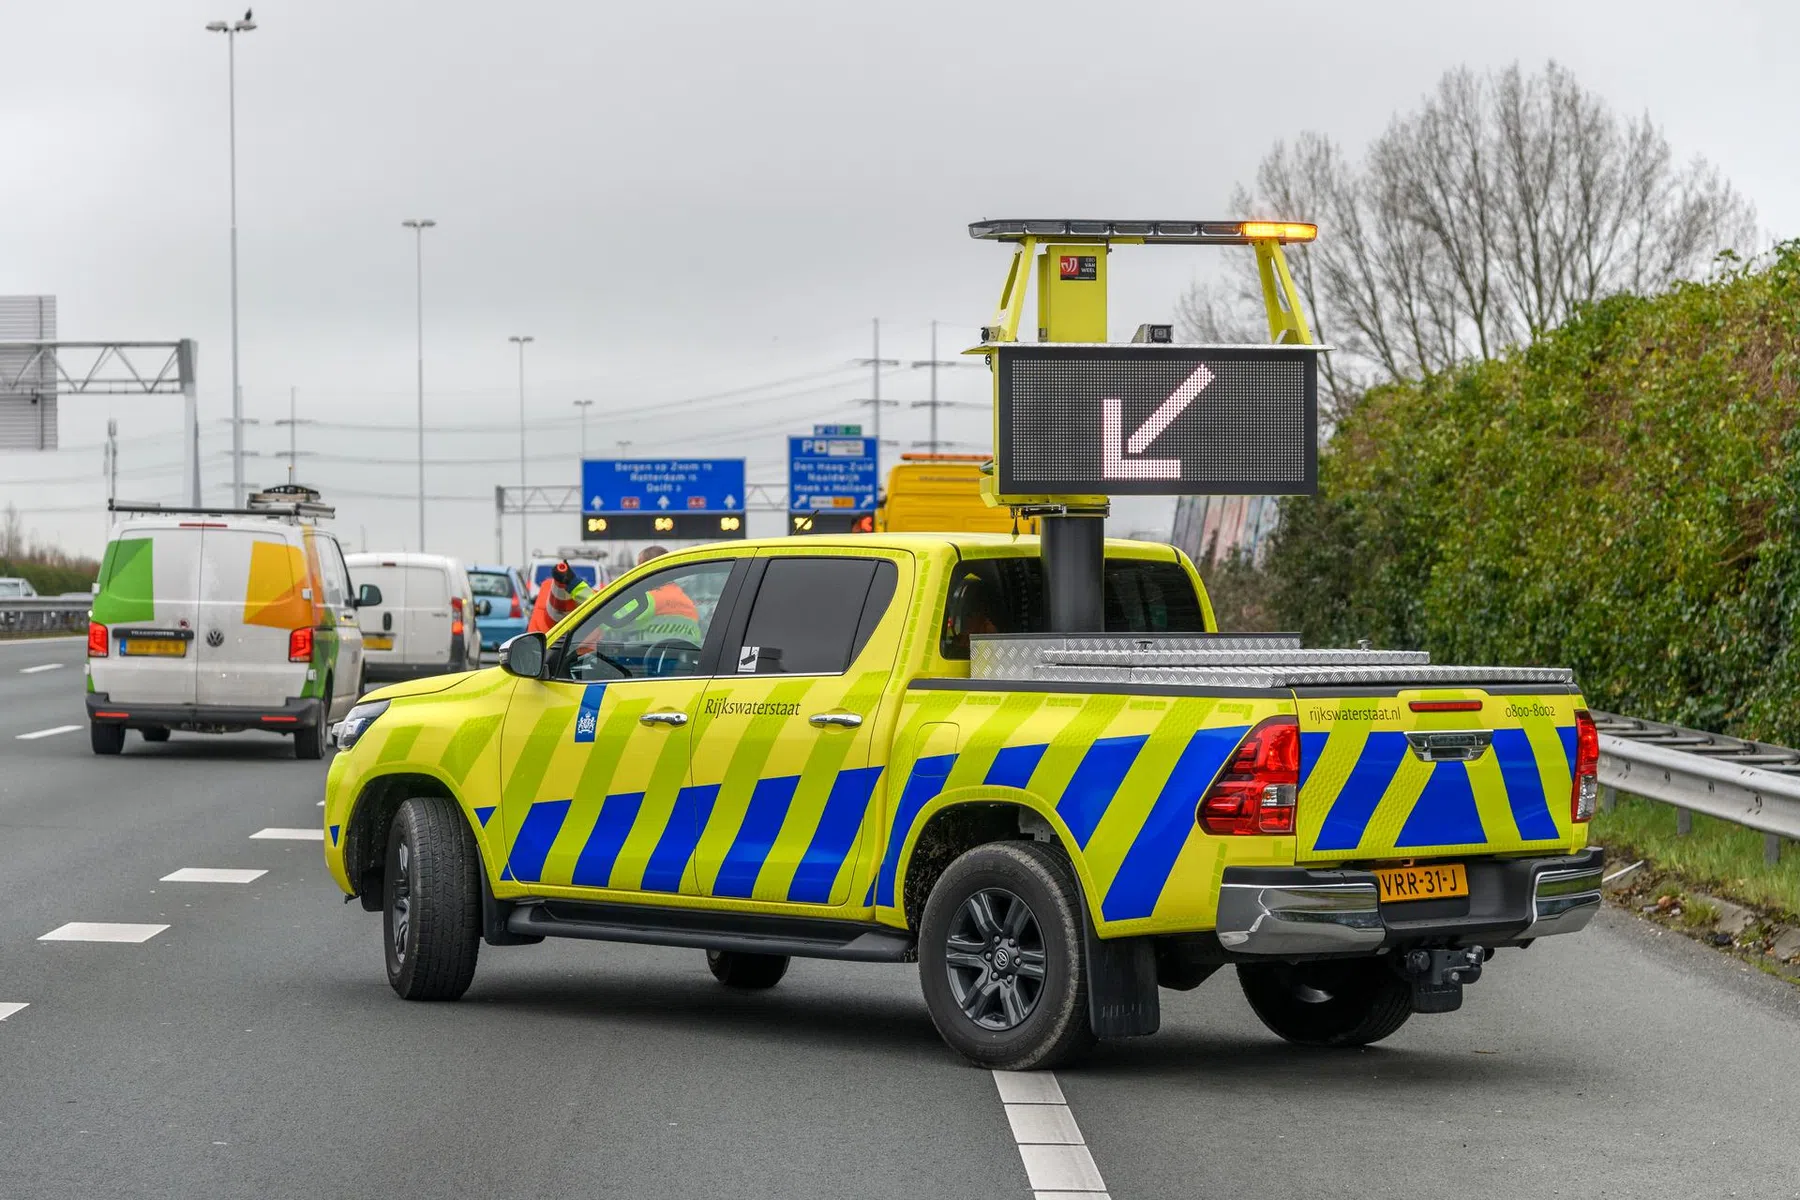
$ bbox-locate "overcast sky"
[3,0,1794,567]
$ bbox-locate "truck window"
[939,556,1206,659]
[736,558,890,675]
[558,559,733,681]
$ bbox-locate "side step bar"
[504,899,916,963]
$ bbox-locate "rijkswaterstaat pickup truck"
[322,533,1603,1069]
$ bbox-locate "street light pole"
[403,218,436,549]
[573,399,594,458]
[509,335,534,563]
[206,13,256,506]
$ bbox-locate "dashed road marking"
[0,1002,28,1021]
[39,922,169,944]
[161,868,268,883]
[992,1071,1109,1199]
[19,663,64,674]
[251,827,322,841]
[16,724,81,740]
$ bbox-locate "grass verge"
[1593,792,1800,919]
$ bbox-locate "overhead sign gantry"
[967,218,1326,630]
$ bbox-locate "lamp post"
[573,399,594,458]
[205,12,257,506]
[509,335,534,562]
[402,218,436,549]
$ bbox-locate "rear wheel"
[140,727,170,744]
[1236,959,1413,1047]
[89,722,125,756]
[294,688,327,760]
[706,950,790,989]
[383,796,482,1000]
[918,840,1095,1070]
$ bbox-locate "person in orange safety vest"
[526,560,593,634]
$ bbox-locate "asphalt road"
[3,633,1797,1199]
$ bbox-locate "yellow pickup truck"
[323,533,1602,1068]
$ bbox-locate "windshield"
[468,571,514,598]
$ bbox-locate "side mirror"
[474,598,492,617]
[355,583,383,608]
[501,632,547,679]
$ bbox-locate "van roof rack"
[110,484,336,521]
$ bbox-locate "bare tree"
[1180,62,1757,407]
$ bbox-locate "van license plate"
[364,635,393,651]
[122,638,186,657]
[1375,863,1468,902]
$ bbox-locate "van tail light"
[1572,708,1600,822]
[509,592,522,619]
[451,595,465,637]
[87,621,109,657]
[1199,716,1300,836]
[288,627,314,662]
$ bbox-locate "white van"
[344,552,479,683]
[85,487,373,758]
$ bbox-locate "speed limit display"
[995,344,1321,496]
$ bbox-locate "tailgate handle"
[640,710,689,727]
[1404,730,1493,762]
[809,712,863,729]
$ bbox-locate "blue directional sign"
[788,435,877,534]
[580,458,747,541]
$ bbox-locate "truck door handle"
[640,711,690,727]
[809,712,863,729]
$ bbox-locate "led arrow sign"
[994,344,1320,496]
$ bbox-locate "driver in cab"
[562,546,704,679]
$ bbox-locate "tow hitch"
[1396,946,1485,1013]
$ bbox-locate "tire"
[918,840,1096,1070]
[140,727,170,744]
[383,796,482,1001]
[1236,959,1413,1047]
[90,722,125,756]
[706,950,791,989]
[294,719,325,760]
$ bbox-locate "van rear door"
[401,565,451,665]
[195,528,313,708]
[1294,689,1583,864]
[91,523,203,705]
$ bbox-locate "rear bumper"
[1214,847,1605,957]
[475,620,526,650]
[363,660,461,683]
[86,691,323,732]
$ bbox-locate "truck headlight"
[335,699,390,750]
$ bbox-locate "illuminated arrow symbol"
[1101,363,1212,480]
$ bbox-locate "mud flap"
[1083,904,1159,1037]
[482,876,543,947]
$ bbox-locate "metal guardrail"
[1592,709,1800,864]
[0,597,91,636]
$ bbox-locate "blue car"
[468,564,532,652]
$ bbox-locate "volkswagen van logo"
[206,629,224,648]
[1405,730,1492,762]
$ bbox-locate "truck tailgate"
[1295,690,1582,863]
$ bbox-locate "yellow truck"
[323,533,1602,1069]
[875,454,1038,534]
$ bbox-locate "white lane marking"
[251,827,322,841]
[161,868,268,884]
[20,663,64,674]
[316,800,325,807]
[0,1002,28,1022]
[16,724,81,740]
[992,1071,1109,1199]
[39,922,169,943]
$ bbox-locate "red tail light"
[509,591,522,619]
[1572,709,1600,822]
[87,621,109,657]
[1199,716,1300,836]
[288,627,314,662]
[451,595,465,637]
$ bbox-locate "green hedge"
[1265,243,1800,741]
[0,554,99,598]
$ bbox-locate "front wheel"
[383,796,482,1000]
[706,950,790,989]
[1236,959,1413,1047]
[918,840,1095,1070]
